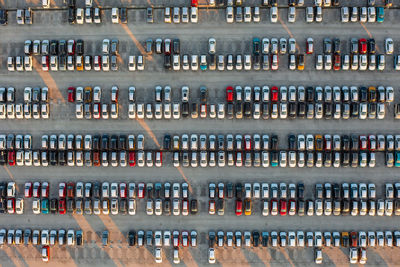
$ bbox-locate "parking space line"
[279,248,295,267]
[323,247,350,267]
[360,22,381,54]
[181,248,199,267]
[120,24,153,61]
[3,166,15,181]
[251,248,271,267]
[31,57,65,104]
[14,246,44,267]
[220,248,250,267]
[374,248,400,267]
[3,247,24,267]
[135,119,161,148]
[278,17,301,52]
[176,166,193,193]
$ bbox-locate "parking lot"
[1,0,400,266]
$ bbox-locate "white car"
[270,7,278,23]
[385,38,394,54]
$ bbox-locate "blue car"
[377,7,384,22]
[41,198,49,214]
[395,151,400,167]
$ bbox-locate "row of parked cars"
[208,229,400,248]
[0,228,83,247]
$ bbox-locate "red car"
[226,86,234,102]
[24,182,32,198]
[93,103,101,119]
[68,87,75,103]
[42,245,50,262]
[58,198,66,214]
[333,53,341,71]
[350,231,358,247]
[244,135,252,151]
[235,199,243,216]
[191,0,198,7]
[359,39,367,54]
[279,199,287,216]
[271,87,279,102]
[93,151,100,166]
[129,152,136,167]
[359,135,367,150]
[7,151,15,166]
[67,182,75,198]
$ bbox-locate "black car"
[190,199,198,214]
[0,9,8,25]
[0,198,5,213]
[324,103,332,119]
[288,135,296,150]
[253,55,261,70]
[297,102,306,118]
[50,198,58,213]
[235,102,243,119]
[0,183,7,198]
[191,103,198,118]
[253,39,260,55]
[163,199,171,215]
[164,55,172,70]
[244,102,252,118]
[350,102,359,118]
[59,55,67,71]
[119,199,127,215]
[76,40,84,55]
[235,183,243,199]
[67,198,75,214]
[200,87,207,103]
[146,7,153,23]
[93,183,101,198]
[50,40,58,55]
[92,135,100,150]
[288,103,296,118]
[76,231,83,246]
[59,40,67,56]
[333,38,341,54]
[226,183,234,198]
[147,184,153,199]
[359,87,368,102]
[262,103,270,119]
[306,87,314,103]
[209,54,216,70]
[163,135,171,150]
[271,135,279,150]
[351,152,358,167]
[50,151,58,166]
[68,0,76,7]
[253,231,260,247]
[226,103,234,119]
[0,151,6,165]
[120,8,128,24]
[298,200,305,216]
[342,199,350,215]
[118,135,126,150]
[110,135,118,150]
[350,135,358,151]
[68,7,75,24]
[181,102,189,117]
[101,135,109,151]
[297,183,305,199]
[173,39,180,54]
[368,39,376,54]
[128,231,136,246]
[342,152,350,167]
[208,231,216,247]
[58,151,66,166]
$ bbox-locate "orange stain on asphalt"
[252,248,271,267]
[182,248,199,267]
[14,246,48,267]
[374,248,399,267]
[3,247,24,267]
[278,17,301,52]
[323,247,350,267]
[120,24,153,61]
[32,57,65,103]
[220,248,251,267]
[3,166,15,181]
[279,248,295,267]
[176,166,193,193]
[135,119,161,148]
